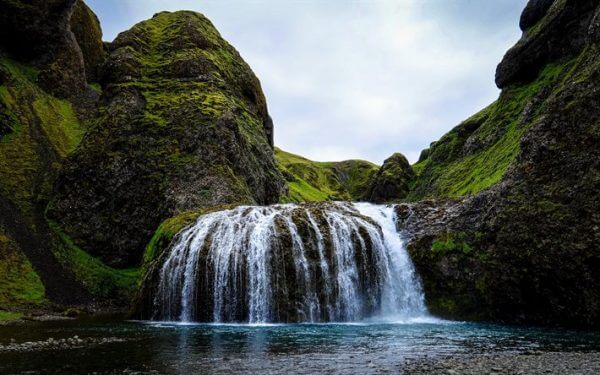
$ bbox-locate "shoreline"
[401,351,600,374]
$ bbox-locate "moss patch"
[48,220,140,302]
[0,231,45,308]
[431,232,473,255]
[0,310,23,321]
[0,57,84,219]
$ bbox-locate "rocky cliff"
[0,1,286,319]
[48,11,286,268]
[397,0,600,328]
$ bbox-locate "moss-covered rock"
[362,152,413,203]
[409,59,573,200]
[496,0,598,88]
[70,0,106,82]
[0,229,45,309]
[0,55,95,309]
[0,2,135,311]
[402,0,600,329]
[49,11,286,267]
[0,0,87,98]
[275,148,378,203]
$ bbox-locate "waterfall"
[150,202,427,323]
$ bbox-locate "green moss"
[410,55,579,200]
[275,148,378,203]
[33,96,84,157]
[143,210,201,265]
[48,220,140,301]
[89,82,101,93]
[0,310,23,321]
[0,57,83,219]
[0,232,45,307]
[431,232,473,255]
[429,297,457,315]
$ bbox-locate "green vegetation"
[143,211,201,265]
[0,57,84,218]
[0,232,45,307]
[33,96,83,157]
[409,56,579,200]
[276,148,378,203]
[48,220,140,301]
[89,82,101,93]
[431,232,473,255]
[0,310,23,321]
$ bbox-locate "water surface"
[1,318,599,374]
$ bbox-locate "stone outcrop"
[0,0,87,98]
[401,0,600,329]
[362,153,413,203]
[70,0,106,82]
[49,11,286,267]
[496,0,598,88]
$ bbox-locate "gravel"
[401,351,600,374]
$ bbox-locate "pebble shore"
[401,351,600,374]
[0,335,126,352]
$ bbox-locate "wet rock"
[0,335,127,352]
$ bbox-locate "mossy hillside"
[0,57,84,220]
[0,55,121,309]
[0,230,45,309]
[407,42,600,327]
[276,148,378,203]
[50,10,286,268]
[409,56,578,200]
[48,220,140,302]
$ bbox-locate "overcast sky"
[87,0,527,164]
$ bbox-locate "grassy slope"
[0,56,140,313]
[409,55,580,200]
[0,231,45,320]
[275,148,379,203]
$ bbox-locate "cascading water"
[149,202,428,323]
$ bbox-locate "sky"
[86,0,528,164]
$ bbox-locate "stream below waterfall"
[1,317,600,374]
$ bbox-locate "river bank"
[402,351,600,374]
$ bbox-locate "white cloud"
[87,0,527,164]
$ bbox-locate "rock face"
[0,0,101,308]
[496,0,598,88]
[70,0,106,82]
[402,0,600,329]
[0,0,87,98]
[362,153,413,203]
[49,11,286,267]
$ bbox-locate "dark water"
[1,317,599,374]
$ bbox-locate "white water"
[153,202,428,323]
